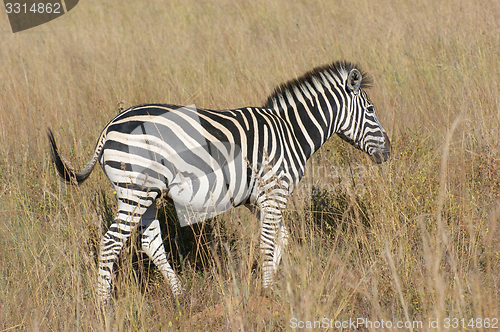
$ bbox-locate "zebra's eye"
[366,105,374,114]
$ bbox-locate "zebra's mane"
[264,61,371,108]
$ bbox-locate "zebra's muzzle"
[371,132,391,164]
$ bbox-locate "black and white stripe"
[48,61,391,303]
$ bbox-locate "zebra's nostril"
[371,151,384,164]
[371,150,390,164]
[370,133,391,164]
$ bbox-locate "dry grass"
[1,0,500,330]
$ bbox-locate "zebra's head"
[337,67,391,164]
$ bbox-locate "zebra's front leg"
[141,218,183,297]
[258,197,288,288]
[272,221,289,275]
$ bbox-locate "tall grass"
[1,0,500,330]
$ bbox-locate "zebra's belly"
[167,169,243,226]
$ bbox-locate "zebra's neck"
[264,65,345,160]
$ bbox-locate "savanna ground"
[1,0,500,330]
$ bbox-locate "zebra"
[48,61,391,304]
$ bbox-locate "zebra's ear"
[347,68,362,93]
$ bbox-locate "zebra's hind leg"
[140,218,184,297]
[97,200,151,304]
[97,188,158,305]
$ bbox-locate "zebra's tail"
[47,128,99,185]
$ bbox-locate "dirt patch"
[189,295,283,331]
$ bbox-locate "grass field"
[1,0,500,330]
